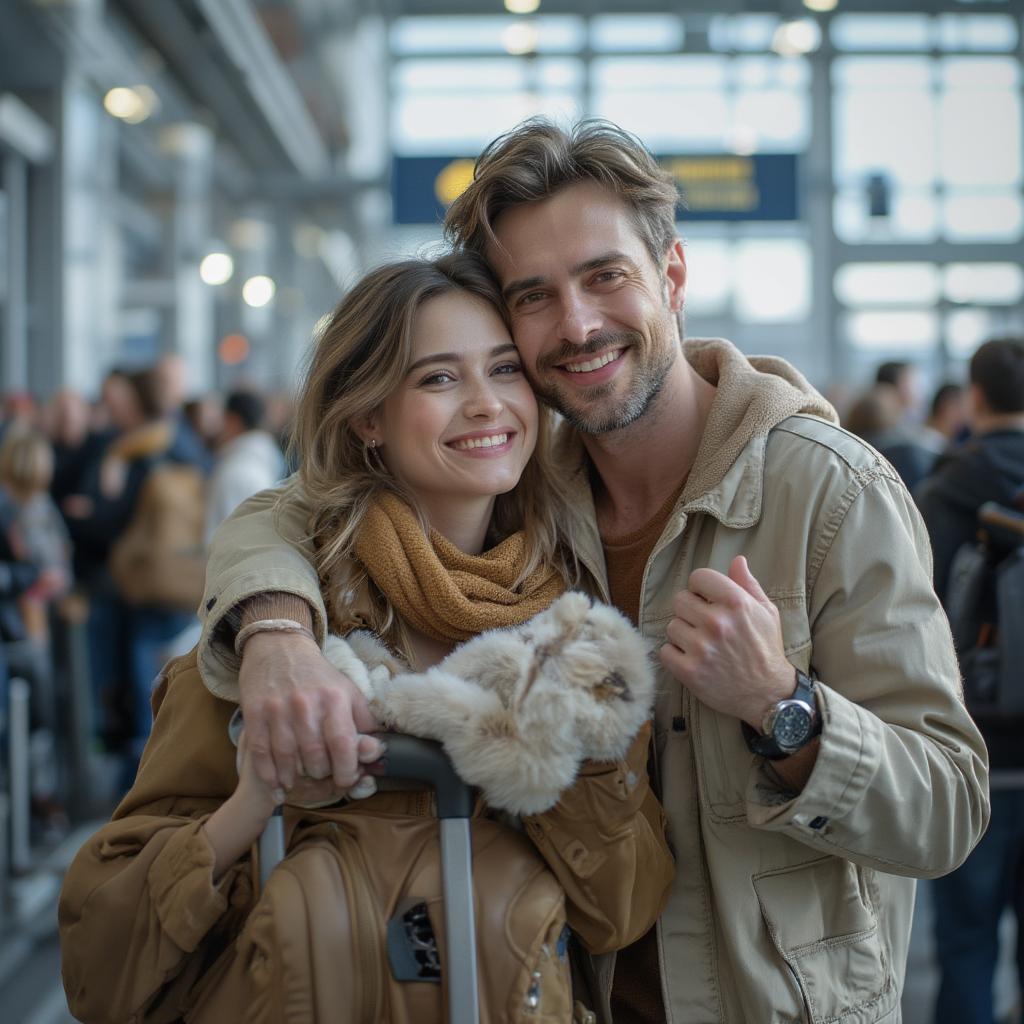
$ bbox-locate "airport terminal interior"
[1,0,1023,1021]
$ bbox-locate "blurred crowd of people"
[0,355,288,840]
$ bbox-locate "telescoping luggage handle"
[228,714,480,1024]
[380,734,480,1024]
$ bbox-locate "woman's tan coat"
[59,648,673,1023]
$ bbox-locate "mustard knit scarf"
[353,490,564,644]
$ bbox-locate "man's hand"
[660,556,795,729]
[238,630,381,791]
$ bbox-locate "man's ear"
[664,239,687,313]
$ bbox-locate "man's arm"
[199,479,378,790]
[662,476,989,877]
[748,476,989,876]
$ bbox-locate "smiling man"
[196,119,988,1023]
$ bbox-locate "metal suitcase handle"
[231,718,480,1024]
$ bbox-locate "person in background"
[0,428,73,837]
[46,389,105,508]
[64,369,197,778]
[154,354,214,474]
[184,394,225,461]
[204,390,284,546]
[916,337,1024,1024]
[922,382,968,454]
[845,382,940,493]
[876,359,924,424]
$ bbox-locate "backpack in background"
[945,501,1024,717]
[109,462,207,611]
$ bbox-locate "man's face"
[486,181,686,434]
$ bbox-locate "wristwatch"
[742,668,821,760]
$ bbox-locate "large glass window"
[833,55,1023,245]
[592,55,809,153]
[392,57,582,153]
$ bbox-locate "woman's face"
[369,290,538,519]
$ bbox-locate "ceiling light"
[242,275,276,308]
[199,252,234,286]
[803,0,839,12]
[505,0,540,13]
[104,87,146,123]
[771,19,822,56]
[503,21,539,55]
[103,85,159,124]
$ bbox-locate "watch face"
[774,702,813,751]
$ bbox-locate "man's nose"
[557,291,603,346]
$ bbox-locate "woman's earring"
[364,437,384,471]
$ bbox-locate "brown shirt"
[604,485,683,1024]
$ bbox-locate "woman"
[59,253,673,1023]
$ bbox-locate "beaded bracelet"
[234,618,317,658]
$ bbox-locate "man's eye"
[516,291,546,308]
[594,269,623,284]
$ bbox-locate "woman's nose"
[463,380,503,419]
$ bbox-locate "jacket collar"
[554,338,837,533]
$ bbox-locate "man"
[154,353,214,474]
[876,359,924,423]
[197,120,988,1022]
[916,337,1024,1024]
[204,390,284,546]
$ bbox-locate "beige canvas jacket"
[197,339,990,1024]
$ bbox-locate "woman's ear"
[351,411,381,447]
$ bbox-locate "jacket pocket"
[752,857,897,1024]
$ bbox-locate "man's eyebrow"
[406,342,517,374]
[501,251,636,304]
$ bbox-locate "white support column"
[2,154,28,393]
[161,122,215,394]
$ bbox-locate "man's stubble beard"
[532,309,683,436]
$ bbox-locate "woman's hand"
[204,729,388,883]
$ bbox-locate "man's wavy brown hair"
[444,118,680,265]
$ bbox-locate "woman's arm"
[59,650,257,1023]
[59,809,255,1024]
[521,723,674,954]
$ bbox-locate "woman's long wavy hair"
[286,251,580,647]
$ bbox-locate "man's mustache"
[536,330,643,373]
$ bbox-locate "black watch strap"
[742,669,820,761]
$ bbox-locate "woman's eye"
[420,371,455,386]
[493,362,523,376]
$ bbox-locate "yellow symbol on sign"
[435,159,476,207]
[663,156,760,213]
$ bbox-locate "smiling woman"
[291,252,582,659]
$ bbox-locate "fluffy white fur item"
[325,591,656,815]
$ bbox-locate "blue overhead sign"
[392,152,800,225]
